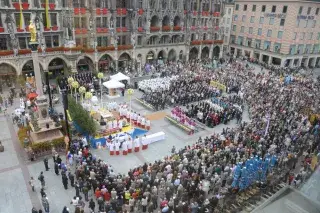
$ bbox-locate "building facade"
[230,0,320,67]
[0,0,224,78]
[220,1,234,53]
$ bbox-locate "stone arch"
[98,53,115,62]
[146,50,156,62]
[0,61,19,75]
[173,16,181,26]
[81,54,95,64]
[21,60,45,76]
[77,56,94,73]
[47,57,68,78]
[150,15,160,27]
[47,56,69,68]
[21,59,45,74]
[118,52,132,71]
[168,49,177,61]
[138,17,143,27]
[213,46,220,58]
[99,53,114,72]
[189,47,199,60]
[162,15,170,26]
[201,46,210,59]
[157,50,167,60]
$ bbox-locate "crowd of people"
[30,58,320,213]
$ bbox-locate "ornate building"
[0,0,224,77]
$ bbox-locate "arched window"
[172,0,178,10]
[203,33,207,40]
[138,17,142,27]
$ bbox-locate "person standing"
[43,158,49,171]
[41,196,50,213]
[68,171,75,187]
[31,207,38,213]
[62,174,68,189]
[89,198,95,212]
[38,172,45,188]
[54,162,59,175]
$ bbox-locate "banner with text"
[210,81,226,92]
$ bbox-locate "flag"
[45,0,51,28]
[19,0,24,29]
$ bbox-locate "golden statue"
[29,21,37,42]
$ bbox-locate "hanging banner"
[210,80,226,92]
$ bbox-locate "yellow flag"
[45,0,51,28]
[19,0,24,29]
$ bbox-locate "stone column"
[311,57,317,67]
[289,59,295,68]
[258,53,263,62]
[268,55,272,65]
[29,42,43,96]
[297,58,302,67]
[304,58,309,67]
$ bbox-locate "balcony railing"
[150,26,160,32]
[162,26,171,32]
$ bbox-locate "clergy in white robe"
[142,135,148,150]
[146,119,151,130]
[119,107,123,118]
[141,117,146,129]
[115,141,120,155]
[122,140,128,155]
[112,120,118,129]
[127,138,133,153]
[109,141,115,155]
[137,115,142,127]
[118,119,123,130]
[108,121,113,130]
[134,137,140,152]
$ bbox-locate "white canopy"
[103,79,125,89]
[110,72,130,82]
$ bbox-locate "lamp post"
[71,81,79,102]
[127,88,134,127]
[44,70,53,109]
[85,92,93,104]
[97,72,104,107]
[61,88,71,146]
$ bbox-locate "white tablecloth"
[142,132,166,145]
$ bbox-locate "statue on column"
[29,21,37,42]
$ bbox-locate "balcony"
[0,27,5,33]
[13,2,29,10]
[45,47,64,52]
[202,40,214,45]
[202,11,210,16]
[214,40,223,44]
[75,28,87,34]
[213,12,221,17]
[96,28,108,33]
[74,8,86,15]
[138,27,144,32]
[191,26,197,31]
[162,26,171,32]
[118,45,133,50]
[0,50,14,56]
[41,3,55,10]
[18,49,31,55]
[82,48,95,53]
[173,26,181,31]
[138,9,144,15]
[96,8,108,15]
[97,46,115,52]
[17,28,24,32]
[191,40,201,45]
[117,8,127,15]
[150,26,160,32]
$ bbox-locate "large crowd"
[32,59,320,213]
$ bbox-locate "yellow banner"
[311,155,318,171]
[45,0,51,28]
[210,81,226,92]
[19,0,24,29]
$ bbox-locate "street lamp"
[61,88,71,145]
[97,72,104,107]
[127,88,134,128]
[71,81,79,102]
[78,86,86,103]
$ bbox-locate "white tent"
[103,79,125,89]
[110,72,130,83]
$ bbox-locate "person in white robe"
[119,107,123,119]
[142,135,148,150]
[141,117,146,129]
[118,119,123,130]
[127,138,133,153]
[115,141,120,155]
[146,119,151,130]
[137,115,142,127]
[134,136,140,152]
[108,120,113,131]
[109,141,115,155]
[112,119,118,129]
[122,140,128,155]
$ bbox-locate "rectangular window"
[52,35,59,47]
[272,5,276,13]
[269,17,274,25]
[137,36,142,45]
[243,4,247,11]
[259,17,264,24]
[277,31,283,39]
[96,17,101,27]
[307,7,311,15]
[233,15,238,21]
[293,32,297,40]
[262,5,266,12]
[249,27,253,34]
[309,32,313,40]
[18,37,27,49]
[45,36,52,48]
[242,15,246,22]
[0,37,8,50]
[300,32,305,40]
[233,25,236,31]
[312,20,316,28]
[280,19,285,26]
[316,8,319,15]
[252,5,256,12]
[299,6,303,14]
[227,18,230,24]
[305,20,308,28]
[240,26,244,33]
[50,13,57,26]
[258,28,262,35]
[318,33,320,40]
[116,17,121,28]
[74,17,80,28]
[121,17,126,27]
[283,6,288,13]
[250,16,254,23]
[267,29,272,37]
[235,4,239,11]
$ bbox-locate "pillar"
[297,58,302,67]
[258,53,263,62]
[311,57,317,67]
[209,46,213,59]
[280,58,286,67]
[198,46,202,59]
[250,51,254,58]
[268,56,272,65]
[289,59,295,68]
[304,58,310,67]
[30,44,44,96]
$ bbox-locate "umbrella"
[27,92,38,100]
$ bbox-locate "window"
[50,13,57,26]
[228,9,231,15]
[232,25,236,31]
[299,6,303,14]
[116,17,121,28]
[307,7,311,15]
[316,8,319,15]
[137,36,142,45]
[235,4,239,11]
[0,37,8,50]
[250,16,254,23]
[308,32,313,40]
[283,6,288,13]
[249,27,253,34]
[24,13,31,27]
[280,19,285,26]
[262,5,266,12]
[172,0,178,9]
[305,20,308,28]
[258,28,262,35]
[272,6,276,13]
[138,0,143,8]
[252,5,256,12]
[18,37,27,49]
[227,18,230,24]
[259,17,264,24]
[277,31,283,39]
[121,17,126,27]
[226,27,229,33]
[312,20,316,28]
[296,19,300,27]
[96,17,101,27]
[267,29,272,37]
[269,17,274,25]
[242,15,246,22]
[243,4,247,11]
[233,15,238,21]
[300,32,305,40]
[240,26,244,33]
[292,32,297,40]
